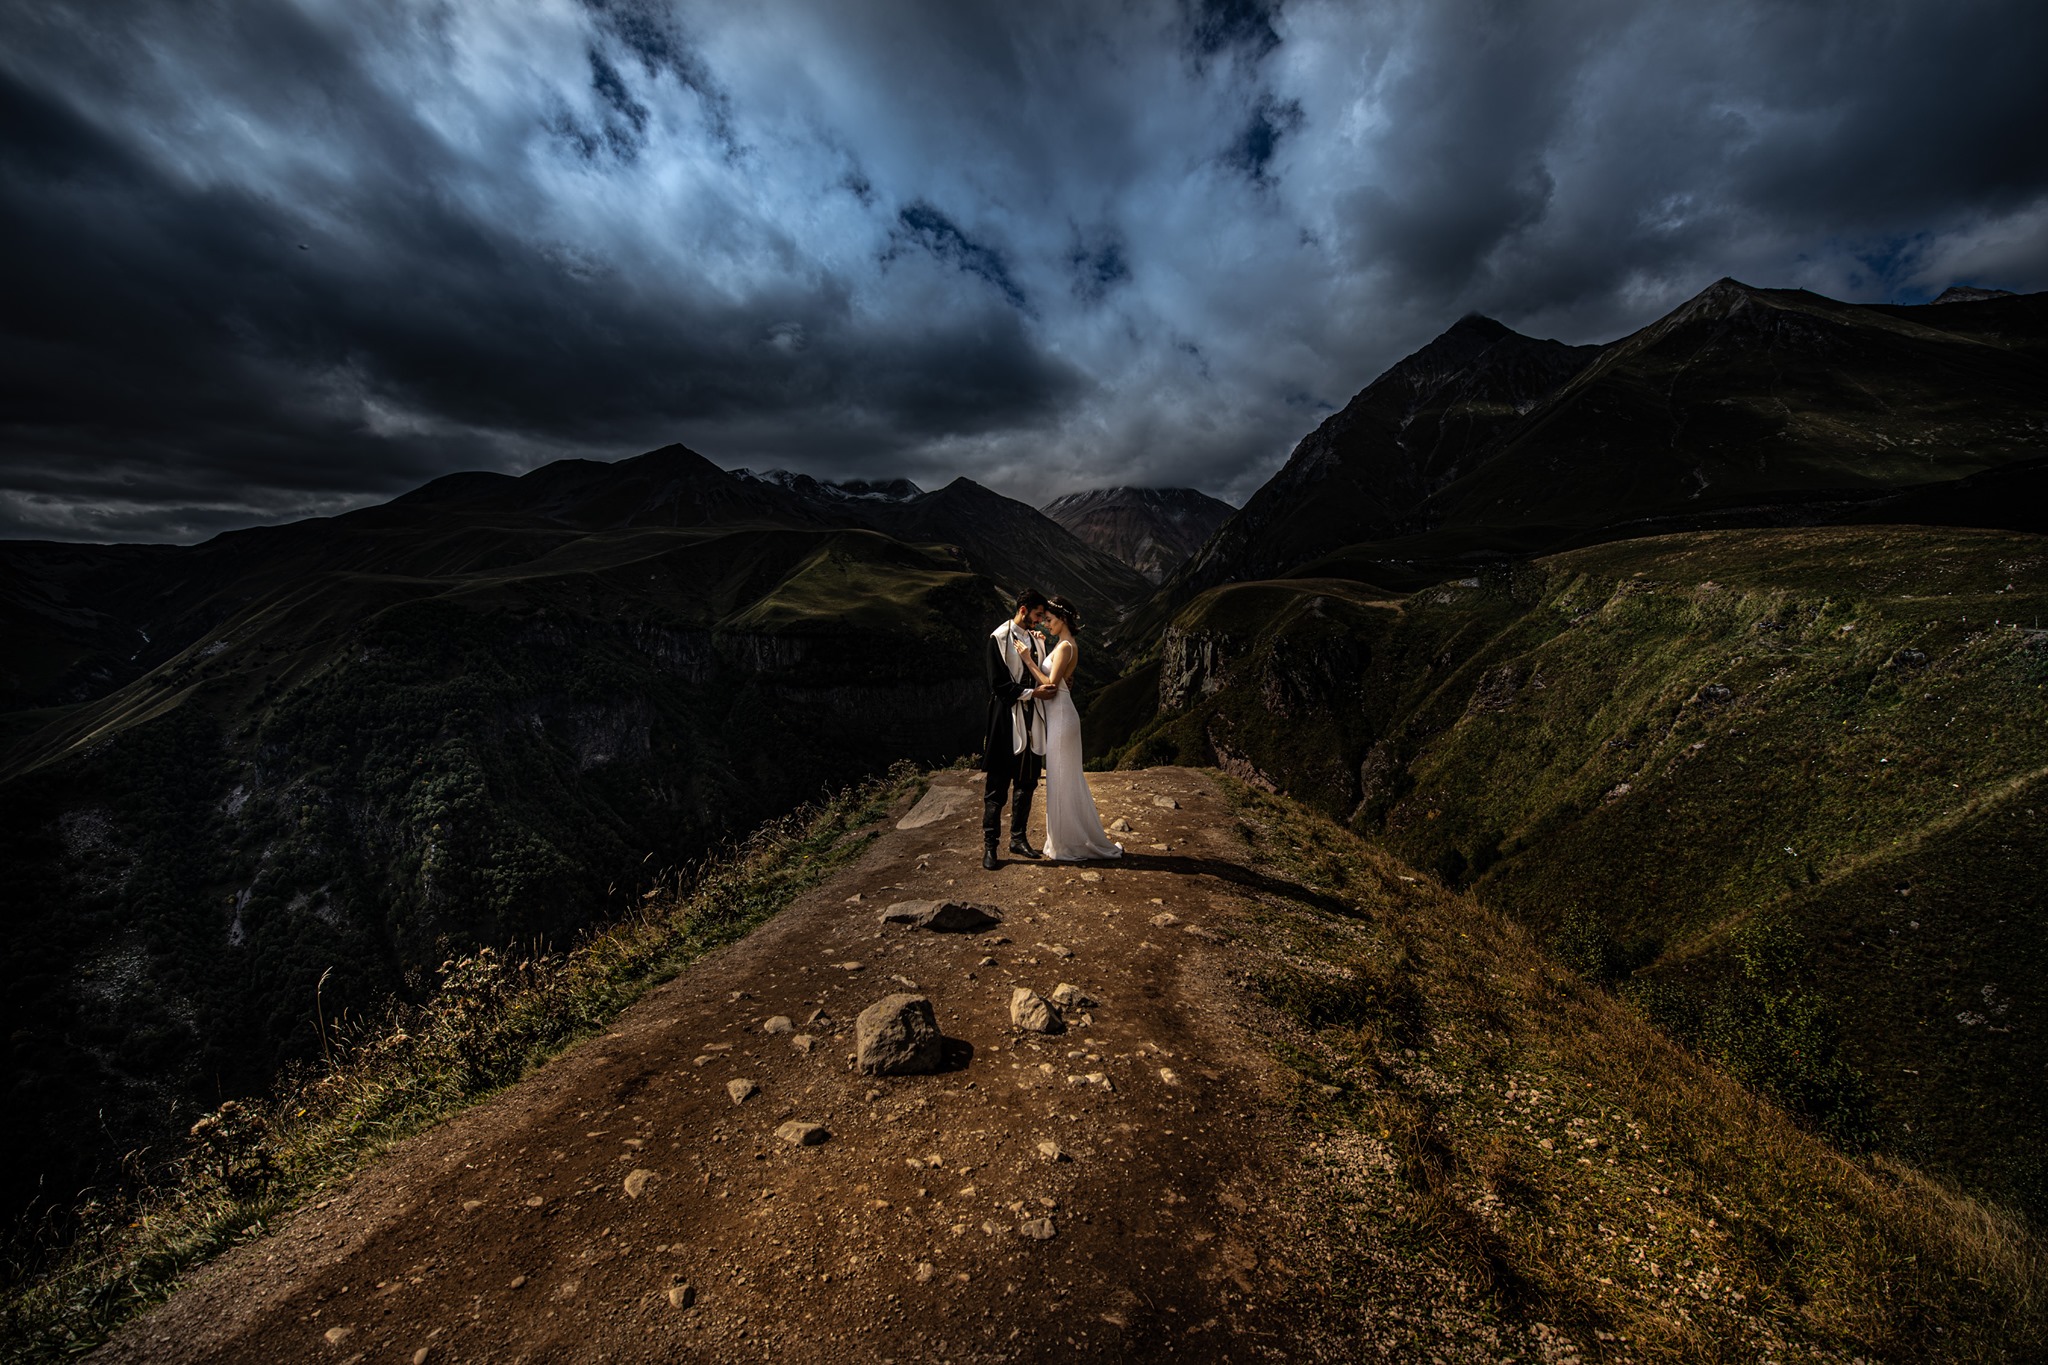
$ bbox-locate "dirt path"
[99,767,1315,1364]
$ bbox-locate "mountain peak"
[1040,487,1235,583]
[1932,284,2018,304]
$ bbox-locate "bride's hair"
[1044,595,1081,630]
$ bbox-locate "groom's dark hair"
[1012,587,1050,612]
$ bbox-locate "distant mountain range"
[1040,486,1235,583]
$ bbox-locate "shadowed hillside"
[1108,525,2048,1219]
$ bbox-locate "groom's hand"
[1032,685,1057,699]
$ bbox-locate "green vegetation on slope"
[0,766,922,1364]
[1113,526,2048,1217]
[1227,780,2044,1361]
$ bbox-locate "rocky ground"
[96,768,1317,1364]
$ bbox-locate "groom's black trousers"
[983,735,1042,839]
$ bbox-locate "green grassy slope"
[1110,525,2048,1217]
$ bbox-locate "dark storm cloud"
[2,0,2045,540]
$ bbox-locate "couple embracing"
[982,588,1123,871]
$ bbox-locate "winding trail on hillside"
[98,769,1317,1364]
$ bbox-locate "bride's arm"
[1013,639,1054,686]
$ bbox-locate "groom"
[983,588,1055,870]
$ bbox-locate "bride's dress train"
[1041,679,1122,862]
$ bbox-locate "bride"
[1013,595,1123,862]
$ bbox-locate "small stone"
[777,1120,830,1146]
[623,1168,658,1198]
[1048,983,1096,1008]
[509,1275,528,1290]
[1017,1217,1057,1240]
[835,961,863,971]
[1149,911,1180,928]
[1109,817,1132,832]
[1183,924,1224,941]
[1036,1140,1067,1162]
[978,956,997,967]
[1067,1072,1114,1092]
[1159,1067,1181,1086]
[805,1008,830,1026]
[763,1015,795,1035]
[791,1033,817,1054]
[1079,871,1101,882]
[324,1326,355,1346]
[524,1196,544,1208]
[692,1054,713,1067]
[1038,942,1074,959]
[461,1199,483,1212]
[856,994,945,1075]
[413,1349,431,1365]
[1152,796,1179,809]
[1010,988,1065,1034]
[666,1283,696,1309]
[726,1078,758,1104]
[915,1261,937,1283]
[845,893,864,903]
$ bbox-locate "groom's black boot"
[983,832,1000,871]
[1008,789,1041,858]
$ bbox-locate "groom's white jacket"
[991,620,1048,756]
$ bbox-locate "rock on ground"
[880,899,1004,932]
[1010,988,1065,1034]
[855,993,945,1074]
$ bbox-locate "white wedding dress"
[1040,641,1123,862]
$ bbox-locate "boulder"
[855,993,945,1075]
[880,899,1004,933]
[776,1121,830,1146]
[1049,983,1096,1008]
[1010,988,1064,1034]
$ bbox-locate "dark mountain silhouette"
[1423,280,2048,538]
[1133,281,2048,631]
[1175,316,1600,591]
[1040,486,1235,583]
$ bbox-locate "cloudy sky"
[3,0,2044,542]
